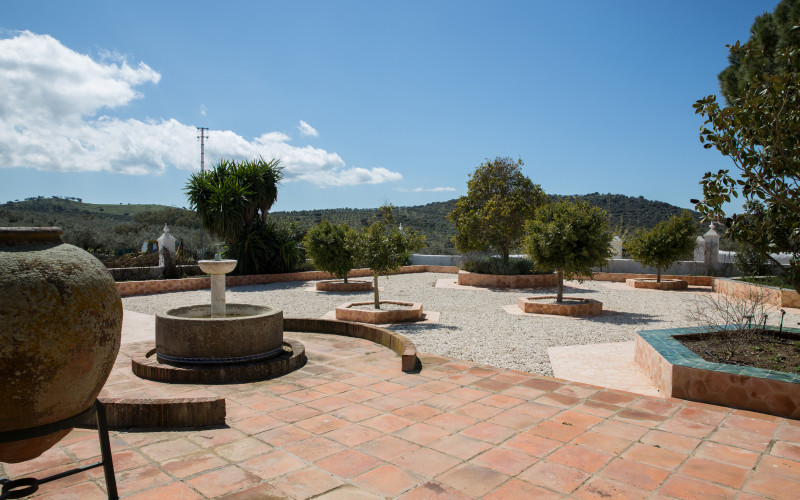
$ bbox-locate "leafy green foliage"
[448,157,547,263]
[694,27,800,292]
[355,205,425,308]
[460,255,550,275]
[524,201,613,301]
[303,220,358,281]
[718,0,800,104]
[626,211,697,282]
[184,157,301,274]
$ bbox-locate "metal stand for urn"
[0,400,117,500]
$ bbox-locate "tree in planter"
[303,220,358,283]
[356,205,425,309]
[523,200,613,302]
[694,17,800,292]
[448,157,548,265]
[185,157,305,275]
[626,211,697,282]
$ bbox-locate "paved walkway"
[2,311,800,499]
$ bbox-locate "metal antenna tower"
[197,127,209,172]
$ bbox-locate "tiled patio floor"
[2,312,800,499]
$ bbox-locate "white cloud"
[0,31,401,187]
[397,186,456,192]
[297,120,319,137]
[200,105,207,116]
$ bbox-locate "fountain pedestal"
[198,259,237,316]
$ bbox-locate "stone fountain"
[132,258,305,383]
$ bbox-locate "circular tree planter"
[626,278,688,291]
[517,296,602,316]
[316,279,373,292]
[336,301,423,324]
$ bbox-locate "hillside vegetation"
[0,193,705,256]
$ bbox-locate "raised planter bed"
[713,277,800,308]
[626,278,688,290]
[457,270,558,288]
[335,301,423,324]
[635,327,800,419]
[517,296,602,316]
[316,279,373,292]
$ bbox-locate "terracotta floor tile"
[447,386,492,402]
[186,427,247,449]
[756,455,800,480]
[436,463,508,497]
[392,447,461,477]
[295,414,349,434]
[519,377,563,392]
[161,452,229,479]
[452,402,504,420]
[441,372,483,386]
[305,396,353,412]
[572,431,634,455]
[355,463,424,497]
[125,481,204,500]
[621,442,689,471]
[470,447,537,476]
[695,441,760,468]
[362,394,410,412]
[362,413,415,433]
[460,422,516,444]
[773,441,800,462]
[395,422,452,446]
[392,403,442,421]
[572,476,650,500]
[330,403,382,422]
[239,450,306,480]
[709,427,771,452]
[484,478,562,500]
[33,481,109,500]
[394,387,437,402]
[640,429,701,454]
[358,435,420,462]
[680,457,749,489]
[627,398,681,417]
[518,460,590,494]
[613,408,668,427]
[554,383,600,400]
[513,401,563,419]
[235,413,284,435]
[140,437,201,462]
[500,385,546,401]
[368,381,408,394]
[504,432,561,457]
[722,414,780,436]
[315,381,353,395]
[429,433,493,460]
[268,403,321,423]
[477,393,525,409]
[572,400,622,418]
[535,392,581,408]
[600,458,670,490]
[658,473,737,500]
[555,409,604,429]
[248,395,295,412]
[673,406,728,427]
[272,466,344,499]
[396,481,474,500]
[425,412,477,432]
[421,394,467,412]
[416,380,460,394]
[255,424,313,447]
[744,471,800,499]
[1,446,73,477]
[594,420,650,441]
[589,389,638,407]
[220,483,289,500]
[316,449,383,478]
[114,464,174,496]
[213,436,271,462]
[323,423,383,447]
[283,388,327,403]
[548,444,613,472]
[472,378,513,392]
[526,420,586,442]
[282,436,345,462]
[487,409,541,430]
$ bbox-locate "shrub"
[303,220,358,282]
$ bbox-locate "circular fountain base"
[132,338,306,384]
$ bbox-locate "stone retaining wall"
[457,270,559,288]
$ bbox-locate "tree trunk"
[343,274,348,284]
[502,246,509,265]
[657,267,662,283]
[556,270,564,303]
[373,273,380,309]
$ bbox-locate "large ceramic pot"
[0,228,122,463]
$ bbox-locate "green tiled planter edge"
[636,326,800,418]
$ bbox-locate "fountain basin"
[156,304,283,365]
[198,259,238,275]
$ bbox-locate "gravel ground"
[122,273,800,376]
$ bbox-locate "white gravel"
[122,273,800,376]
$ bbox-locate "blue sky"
[0,1,780,212]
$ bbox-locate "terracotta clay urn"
[0,227,122,463]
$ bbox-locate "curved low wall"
[457,270,559,288]
[284,317,419,373]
